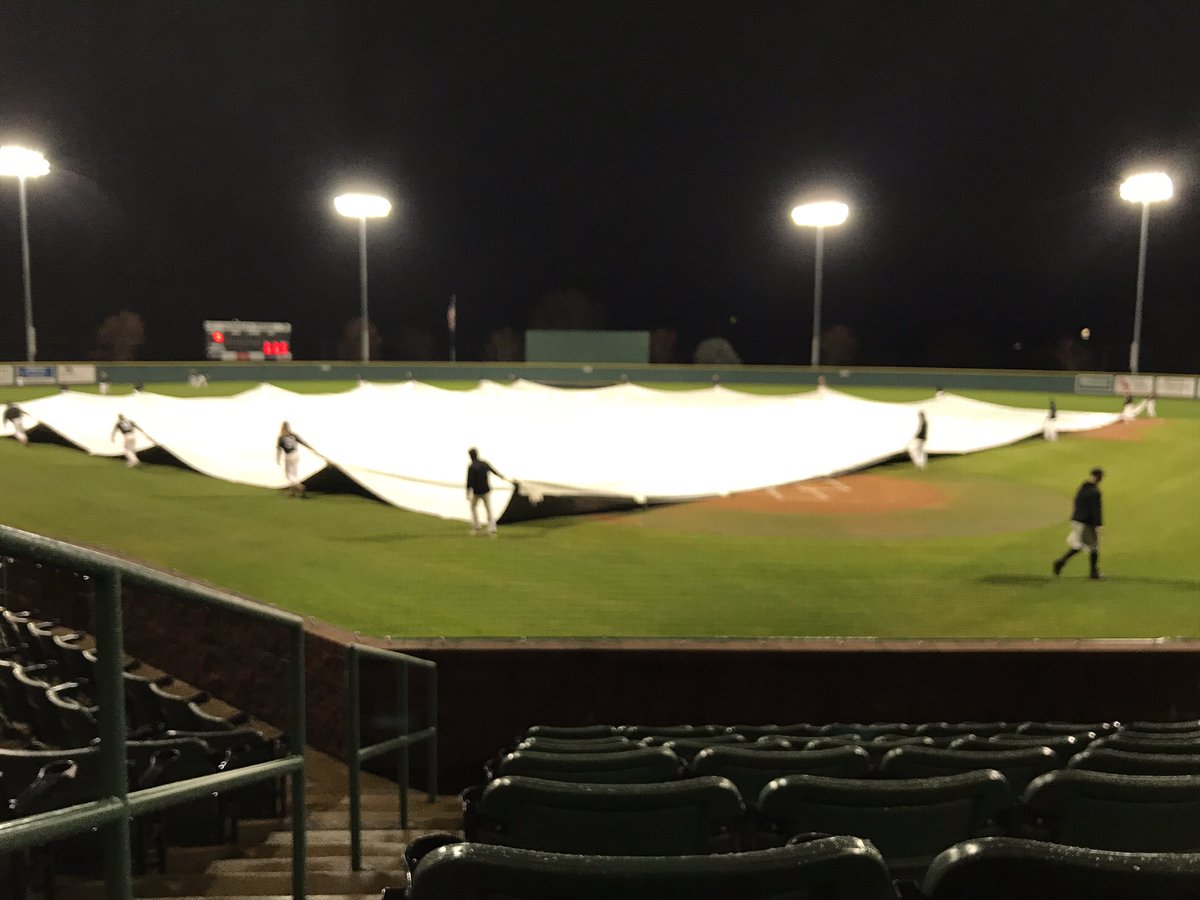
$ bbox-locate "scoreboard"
[203,321,292,361]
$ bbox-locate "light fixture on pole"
[790,200,849,367]
[333,192,392,364]
[1118,171,1172,374]
[0,146,51,362]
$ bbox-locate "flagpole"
[448,293,457,362]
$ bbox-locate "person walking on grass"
[466,447,513,536]
[4,403,28,446]
[1053,467,1104,580]
[907,410,928,470]
[111,413,144,467]
[276,421,310,498]
[1043,398,1058,442]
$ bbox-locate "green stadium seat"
[409,836,896,900]
[524,724,619,739]
[818,722,915,738]
[880,745,1060,792]
[1016,721,1117,736]
[1118,728,1200,742]
[951,734,1086,759]
[915,722,1009,737]
[806,735,936,766]
[923,837,1200,900]
[515,735,634,753]
[497,747,685,783]
[758,770,1013,878]
[1022,770,1200,851]
[1124,720,1200,733]
[693,746,872,803]
[475,774,745,855]
[1069,748,1200,776]
[621,724,733,740]
[1095,734,1200,754]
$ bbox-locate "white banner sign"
[56,364,97,385]
[1113,374,1154,396]
[0,365,11,387]
[1074,373,1114,395]
[1154,375,1197,399]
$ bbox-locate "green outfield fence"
[5,360,1200,395]
[0,524,308,900]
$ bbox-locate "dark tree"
[92,310,145,360]
[336,318,383,360]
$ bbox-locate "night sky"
[1,1,1198,370]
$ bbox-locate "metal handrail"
[0,523,308,899]
[346,643,437,872]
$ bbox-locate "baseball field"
[1,381,1196,640]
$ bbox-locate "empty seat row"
[398,837,1200,900]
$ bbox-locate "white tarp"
[4,382,1119,522]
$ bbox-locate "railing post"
[289,625,307,900]
[346,646,362,872]
[94,568,132,900]
[397,662,410,828]
[427,665,438,802]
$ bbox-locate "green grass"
[1,382,1197,639]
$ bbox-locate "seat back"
[693,746,872,803]
[0,746,101,816]
[1016,721,1117,737]
[515,736,633,754]
[1097,734,1200,755]
[915,722,1009,738]
[46,685,99,747]
[951,734,1084,759]
[476,774,745,855]
[1024,770,1200,851]
[817,722,914,739]
[620,724,731,740]
[882,746,1059,792]
[806,736,936,766]
[1124,720,1200,733]
[411,836,897,900]
[1069,748,1200,776]
[923,837,1200,900]
[524,724,618,739]
[497,747,684,783]
[758,770,1012,876]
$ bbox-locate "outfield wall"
[5,359,1199,396]
[11,556,1200,789]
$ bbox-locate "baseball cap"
[1090,467,1104,478]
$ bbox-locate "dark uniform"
[1053,468,1103,579]
[466,448,507,535]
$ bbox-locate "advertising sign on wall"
[56,364,97,385]
[15,365,55,385]
[1154,376,1197,399]
[0,365,11,387]
[1113,374,1155,396]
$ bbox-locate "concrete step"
[208,855,399,874]
[249,840,405,859]
[216,870,398,894]
[307,810,453,830]
[265,828,412,845]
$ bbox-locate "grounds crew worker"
[1053,467,1104,580]
[4,403,28,445]
[466,447,513,536]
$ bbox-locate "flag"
[447,294,457,334]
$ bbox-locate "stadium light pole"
[334,192,392,364]
[0,146,51,362]
[1118,171,1172,374]
[790,200,849,367]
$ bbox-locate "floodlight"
[790,201,849,228]
[334,193,391,219]
[0,146,50,179]
[1119,172,1172,204]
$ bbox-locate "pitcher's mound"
[701,473,945,515]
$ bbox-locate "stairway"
[61,750,462,899]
